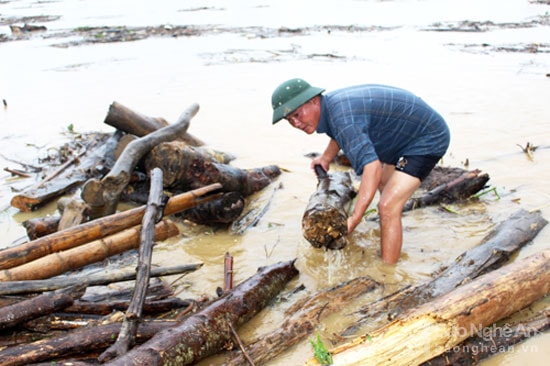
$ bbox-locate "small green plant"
[309,333,333,365]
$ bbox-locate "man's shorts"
[394,155,441,181]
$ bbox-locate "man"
[271,78,450,264]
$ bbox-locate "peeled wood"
[81,103,200,217]
[108,260,299,366]
[302,168,357,250]
[308,249,550,365]
[341,208,548,336]
[0,183,221,270]
[225,276,380,366]
[0,219,178,281]
[104,101,205,147]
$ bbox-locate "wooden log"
[99,167,164,361]
[341,208,548,336]
[22,215,60,240]
[108,260,299,366]
[81,102,200,217]
[0,183,221,270]
[177,191,245,225]
[225,276,380,366]
[0,286,85,331]
[420,308,550,365]
[103,101,205,147]
[0,264,202,296]
[64,297,192,316]
[0,320,177,366]
[302,166,357,250]
[10,131,121,212]
[307,249,550,365]
[230,182,280,235]
[0,219,178,281]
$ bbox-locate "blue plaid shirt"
[317,84,451,175]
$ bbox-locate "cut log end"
[302,208,348,249]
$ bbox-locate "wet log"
[99,167,164,361]
[420,308,550,365]
[22,215,60,240]
[308,249,550,365]
[0,263,202,296]
[0,184,221,270]
[104,101,205,147]
[230,182,280,235]
[10,131,120,212]
[341,208,548,336]
[177,191,245,225]
[108,260,299,366]
[225,276,380,366]
[0,320,177,366]
[302,166,357,250]
[0,286,85,331]
[0,219,179,281]
[81,102,200,217]
[64,297,192,316]
[404,167,490,211]
[145,142,282,197]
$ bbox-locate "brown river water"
[1,0,549,364]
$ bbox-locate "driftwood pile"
[0,101,548,365]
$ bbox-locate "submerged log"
[0,184,221,270]
[308,250,550,365]
[104,101,205,147]
[10,131,120,212]
[0,219,179,281]
[302,166,357,250]
[177,191,245,225]
[225,276,380,366]
[341,208,548,336]
[108,260,299,366]
[81,103,200,217]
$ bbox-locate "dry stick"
[0,182,221,270]
[224,252,234,292]
[99,167,164,362]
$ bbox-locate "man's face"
[285,97,320,134]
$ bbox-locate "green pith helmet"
[271,78,325,124]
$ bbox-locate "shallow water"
[1,0,549,365]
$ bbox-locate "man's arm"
[311,139,340,171]
[347,160,382,234]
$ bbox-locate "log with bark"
[107,260,299,366]
[302,165,357,250]
[0,183,221,270]
[224,276,380,366]
[341,208,548,336]
[177,191,245,225]
[103,101,205,147]
[307,249,550,365]
[10,131,121,212]
[0,219,178,282]
[81,103,200,217]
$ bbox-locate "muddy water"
[1,0,549,365]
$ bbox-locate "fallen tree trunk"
[108,260,299,366]
[224,276,380,365]
[302,166,356,250]
[64,297,192,316]
[308,249,550,365]
[81,103,200,217]
[177,191,245,225]
[0,219,179,281]
[341,208,548,336]
[10,131,121,212]
[103,101,205,147]
[0,183,221,270]
[0,263,202,296]
[420,307,550,365]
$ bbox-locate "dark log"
[64,297,192,316]
[404,167,490,211]
[0,320,177,366]
[0,184,220,270]
[177,191,245,225]
[22,215,60,240]
[312,250,550,365]
[81,103,200,217]
[420,308,550,365]
[103,101,205,147]
[302,166,357,250]
[0,264,202,296]
[225,276,380,366]
[341,208,548,336]
[99,168,164,361]
[10,131,120,212]
[230,182,280,235]
[0,286,85,331]
[108,260,299,366]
